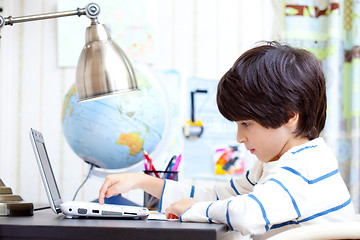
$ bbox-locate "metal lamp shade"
[76,23,138,102]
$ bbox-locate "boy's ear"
[285,113,299,128]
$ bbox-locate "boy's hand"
[98,173,140,204]
[165,198,198,219]
[98,173,164,205]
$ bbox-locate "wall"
[0,0,282,206]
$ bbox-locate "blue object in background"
[92,194,140,207]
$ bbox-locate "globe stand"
[90,160,144,179]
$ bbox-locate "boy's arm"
[98,173,164,204]
[159,161,263,212]
[178,180,301,236]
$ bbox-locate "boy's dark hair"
[217,41,327,140]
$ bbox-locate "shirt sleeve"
[180,177,303,236]
[158,161,263,213]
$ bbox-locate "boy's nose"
[237,133,247,143]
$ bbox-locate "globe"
[61,66,166,169]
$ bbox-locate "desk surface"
[0,209,230,240]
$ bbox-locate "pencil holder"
[143,170,178,210]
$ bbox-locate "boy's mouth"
[245,145,255,154]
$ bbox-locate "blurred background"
[0,0,358,213]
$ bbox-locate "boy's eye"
[241,122,250,127]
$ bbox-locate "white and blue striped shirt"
[159,137,355,239]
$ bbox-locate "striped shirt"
[159,137,355,239]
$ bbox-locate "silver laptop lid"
[30,128,63,214]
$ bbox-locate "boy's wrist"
[133,172,147,189]
[134,172,164,199]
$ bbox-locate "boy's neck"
[271,137,311,162]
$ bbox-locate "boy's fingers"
[165,208,171,218]
[170,213,179,219]
[98,189,107,205]
[165,207,179,219]
[104,186,117,198]
[98,180,113,204]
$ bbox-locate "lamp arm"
[0,3,100,28]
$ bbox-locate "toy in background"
[183,77,247,179]
[183,89,208,140]
[214,145,245,176]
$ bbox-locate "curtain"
[284,0,359,212]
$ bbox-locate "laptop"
[30,128,149,219]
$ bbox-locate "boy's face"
[236,119,308,163]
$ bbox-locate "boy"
[99,41,355,239]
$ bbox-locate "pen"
[144,157,148,171]
[172,154,182,172]
[143,150,160,178]
[162,155,177,179]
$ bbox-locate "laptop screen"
[30,128,63,213]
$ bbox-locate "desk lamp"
[0,3,139,102]
[0,3,139,216]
